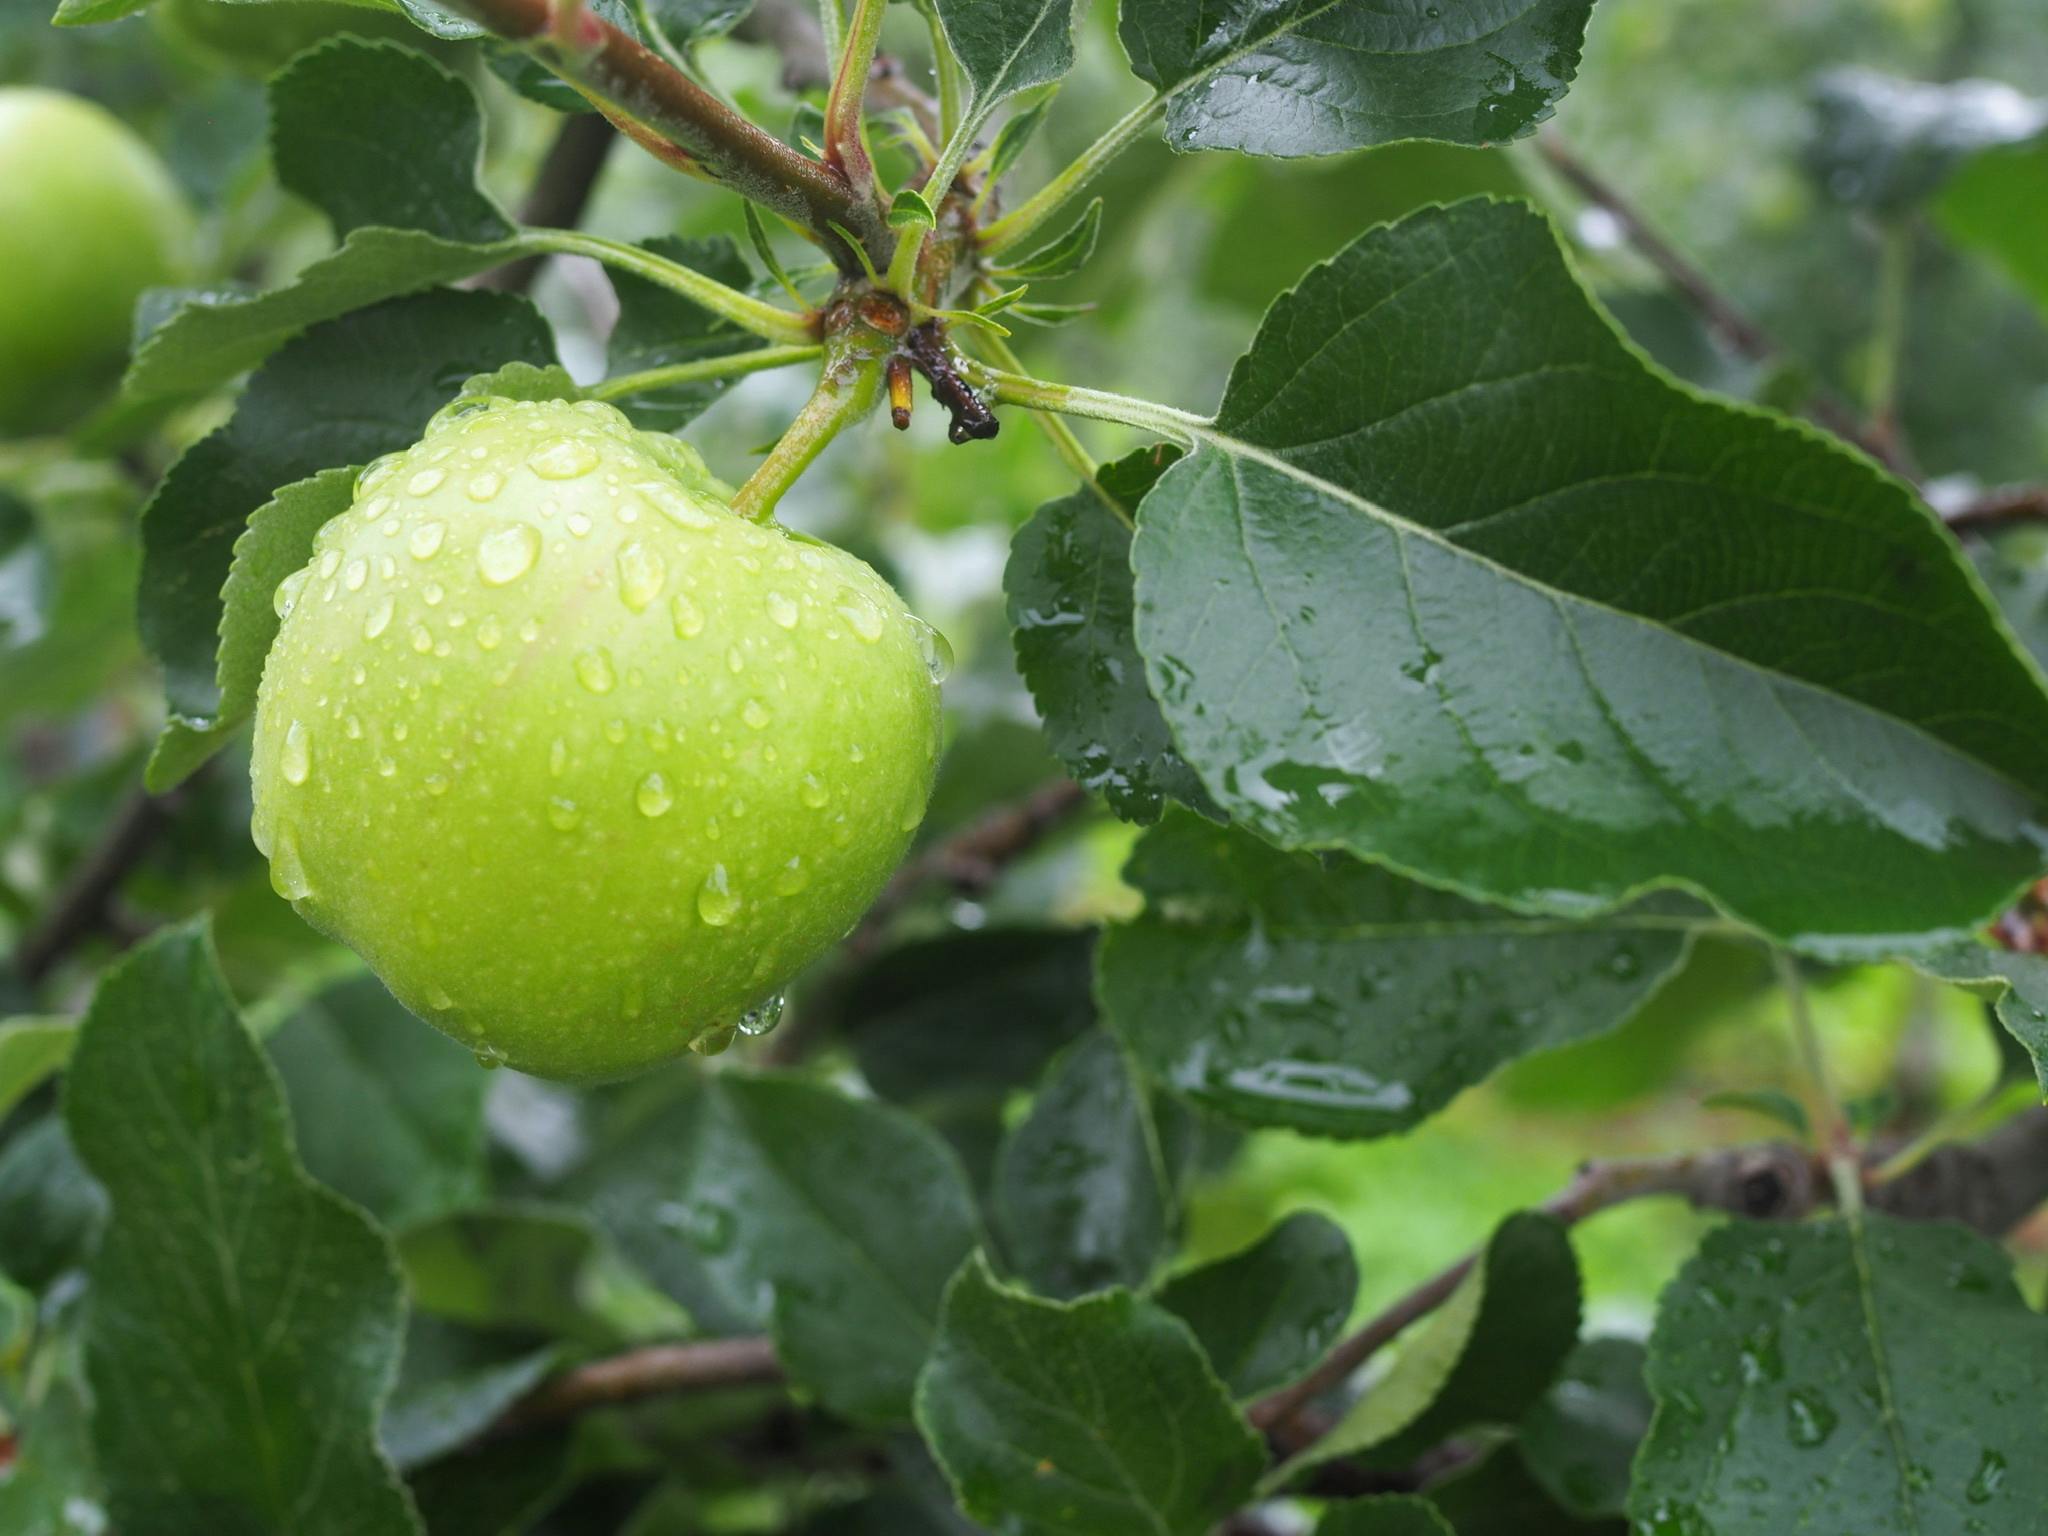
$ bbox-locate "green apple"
[251,396,946,1079]
[0,89,194,434]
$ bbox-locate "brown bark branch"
[1940,484,2048,536]
[11,787,178,986]
[491,1335,784,1434]
[477,111,619,295]
[443,0,890,270]
[1250,1116,2048,1441]
[1533,133,1904,473]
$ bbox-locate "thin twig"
[846,778,1087,959]
[11,787,178,986]
[1250,1115,2048,1442]
[478,112,618,294]
[491,1336,784,1434]
[1533,133,1901,471]
[1942,484,2048,536]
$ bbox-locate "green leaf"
[1426,1443,1616,1534]
[889,188,938,230]
[1009,300,1095,327]
[149,467,358,790]
[1119,0,1595,157]
[915,1252,1263,1536]
[992,196,1101,280]
[0,1375,101,1536]
[406,1435,576,1536]
[1632,1215,2048,1534]
[1006,445,1209,823]
[1289,1212,1580,1477]
[139,289,556,785]
[603,236,761,432]
[269,971,490,1227]
[1317,1497,1456,1536]
[1893,943,2048,1092]
[64,922,420,1536]
[840,928,1097,1184]
[992,1031,1180,1298]
[398,1206,604,1340]
[1808,68,2046,213]
[381,1318,560,1470]
[1099,812,1692,1137]
[0,1016,75,1121]
[120,227,528,410]
[1132,198,2048,946]
[1971,530,2048,676]
[1700,1088,1812,1139]
[1940,139,2048,316]
[1156,1211,1357,1400]
[986,90,1056,184]
[1516,1336,1650,1518]
[928,0,1079,117]
[459,360,585,403]
[0,1118,106,1291]
[575,1073,979,1423]
[270,38,513,242]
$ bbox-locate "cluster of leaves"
[6,0,2048,1532]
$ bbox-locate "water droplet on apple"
[364,596,394,639]
[835,587,885,642]
[574,647,616,694]
[280,720,312,785]
[736,994,785,1037]
[274,568,310,619]
[476,616,502,650]
[343,558,368,591]
[530,438,599,480]
[636,772,673,817]
[742,699,772,730]
[671,592,705,638]
[269,826,311,901]
[616,541,667,611]
[409,521,446,559]
[467,470,503,502]
[547,796,582,831]
[799,773,829,808]
[698,863,740,925]
[774,855,810,895]
[477,524,540,585]
[407,468,446,496]
[914,619,953,682]
[766,590,800,629]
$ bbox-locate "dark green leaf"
[1807,68,2046,213]
[1895,943,2048,1091]
[382,1317,560,1470]
[1517,1337,1650,1518]
[603,235,759,432]
[992,1031,1179,1298]
[1632,1215,2048,1534]
[1939,140,2048,315]
[890,188,937,230]
[986,91,1056,184]
[0,1119,106,1291]
[575,1073,979,1423]
[993,197,1101,280]
[1429,1443,1623,1535]
[270,38,512,241]
[929,0,1078,115]
[841,928,1097,1183]
[1971,529,2048,676]
[64,922,419,1535]
[398,1206,603,1339]
[1132,198,2048,945]
[1100,812,1691,1137]
[407,1436,576,1536]
[1156,1210,1357,1400]
[1317,1497,1456,1536]
[120,227,527,409]
[0,1375,101,1535]
[149,466,357,790]
[1291,1212,1580,1476]
[916,1253,1263,1536]
[0,1016,75,1121]
[1119,0,1594,156]
[1007,445,1207,822]
[139,289,556,784]
[270,971,490,1227]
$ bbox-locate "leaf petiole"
[523,228,817,345]
[590,344,825,401]
[979,95,1164,257]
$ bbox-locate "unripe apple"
[0,89,193,434]
[250,396,946,1079]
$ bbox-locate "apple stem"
[731,354,883,521]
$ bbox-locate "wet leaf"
[64,922,419,1535]
[1517,1337,1652,1518]
[928,0,1079,117]
[916,1253,1263,1536]
[1632,1215,2048,1534]
[1156,1210,1357,1400]
[1119,0,1595,156]
[1317,1497,1456,1535]
[1132,198,2048,945]
[1099,813,1692,1137]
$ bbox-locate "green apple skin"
[250,397,944,1080]
[0,89,193,434]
